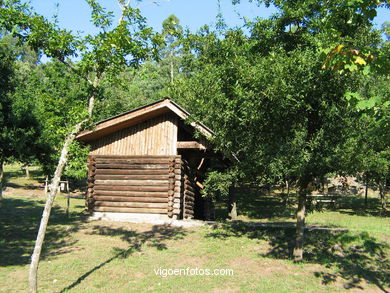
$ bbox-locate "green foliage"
[202,169,240,201]
[27,61,90,174]
[0,36,44,164]
[172,8,381,194]
[0,0,159,178]
[94,61,169,121]
[64,141,90,179]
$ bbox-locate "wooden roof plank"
[76,98,214,142]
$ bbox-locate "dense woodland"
[0,0,389,291]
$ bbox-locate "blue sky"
[29,0,389,36]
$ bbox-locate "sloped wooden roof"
[76,98,214,142]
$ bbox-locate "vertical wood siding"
[90,113,178,156]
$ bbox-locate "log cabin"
[76,98,216,221]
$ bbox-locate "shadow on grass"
[335,196,390,217]
[0,197,89,266]
[60,224,187,292]
[215,187,296,221]
[206,221,390,292]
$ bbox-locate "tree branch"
[59,59,93,86]
[118,0,132,23]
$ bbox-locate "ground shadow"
[60,224,187,292]
[206,221,389,292]
[0,197,89,266]
[335,196,390,217]
[215,186,296,221]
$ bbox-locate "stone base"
[90,212,206,227]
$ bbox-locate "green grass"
[0,166,389,292]
[306,211,390,237]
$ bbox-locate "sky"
[29,0,276,35]
[29,0,389,36]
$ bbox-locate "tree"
[1,0,158,291]
[160,14,183,84]
[13,60,90,176]
[0,39,16,199]
[172,9,380,261]
[0,34,43,199]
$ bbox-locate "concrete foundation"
[90,212,206,227]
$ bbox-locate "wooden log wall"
[87,155,181,216]
[181,159,196,219]
[87,155,96,212]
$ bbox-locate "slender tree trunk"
[28,122,84,293]
[29,78,97,292]
[228,187,237,220]
[293,185,308,262]
[286,180,290,197]
[379,181,387,212]
[25,165,30,178]
[170,47,174,84]
[365,176,368,209]
[0,158,4,200]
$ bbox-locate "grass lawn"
[0,166,389,292]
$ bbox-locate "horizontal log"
[95,163,168,170]
[93,155,180,159]
[94,185,168,192]
[96,169,168,175]
[185,197,194,203]
[177,141,207,150]
[93,196,167,203]
[184,196,195,202]
[95,158,172,164]
[88,165,97,171]
[185,184,195,193]
[95,179,168,186]
[93,190,168,197]
[185,202,194,207]
[184,182,195,188]
[95,201,168,208]
[94,206,167,214]
[95,175,169,180]
[184,190,195,197]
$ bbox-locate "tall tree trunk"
[170,47,174,84]
[364,175,368,209]
[293,184,308,262]
[286,180,290,197]
[29,82,97,292]
[28,122,84,293]
[379,181,387,212]
[0,158,4,200]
